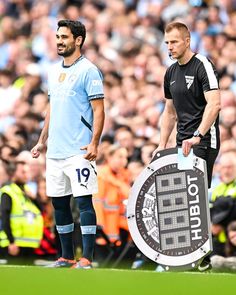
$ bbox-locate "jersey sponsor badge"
[127,147,212,271]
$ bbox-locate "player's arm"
[91,98,105,147]
[82,99,105,161]
[155,99,177,152]
[182,90,221,156]
[31,103,50,158]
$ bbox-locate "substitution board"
[127,147,212,270]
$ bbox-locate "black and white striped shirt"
[164,53,220,149]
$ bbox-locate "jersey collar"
[62,55,84,68]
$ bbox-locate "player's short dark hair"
[165,22,190,38]
[57,19,86,48]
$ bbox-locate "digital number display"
[156,172,191,250]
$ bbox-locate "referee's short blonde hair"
[165,22,190,38]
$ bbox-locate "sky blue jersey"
[47,55,104,159]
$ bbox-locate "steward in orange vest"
[94,145,131,245]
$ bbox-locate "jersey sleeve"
[84,67,104,100]
[164,68,172,99]
[47,66,54,99]
[197,57,219,92]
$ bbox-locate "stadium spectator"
[210,195,236,256]
[0,159,10,187]
[19,112,44,150]
[220,106,236,129]
[34,177,58,259]
[31,93,49,118]
[0,69,21,119]
[93,144,130,247]
[16,150,46,196]
[211,200,236,267]
[115,127,142,163]
[93,144,134,265]
[210,151,236,256]
[140,142,157,166]
[211,151,236,202]
[127,160,144,185]
[210,220,236,269]
[225,220,236,257]
[19,63,45,105]
[0,160,43,263]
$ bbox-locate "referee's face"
[56,27,77,57]
[165,28,190,61]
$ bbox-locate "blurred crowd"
[1,0,236,269]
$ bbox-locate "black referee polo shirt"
[164,53,220,149]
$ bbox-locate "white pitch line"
[0,265,33,268]
[0,265,235,276]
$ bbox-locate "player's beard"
[57,44,76,57]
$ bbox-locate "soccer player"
[31,20,105,269]
[154,22,221,271]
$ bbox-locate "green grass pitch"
[1,266,236,295]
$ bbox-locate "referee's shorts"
[193,146,219,188]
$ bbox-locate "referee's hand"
[152,145,166,158]
[182,137,201,156]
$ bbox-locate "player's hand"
[182,137,201,156]
[31,143,44,158]
[8,243,20,256]
[80,144,98,161]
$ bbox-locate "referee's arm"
[155,98,177,152]
[197,89,221,136]
[182,89,221,156]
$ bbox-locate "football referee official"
[154,22,221,271]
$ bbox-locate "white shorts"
[46,155,98,197]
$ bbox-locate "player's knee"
[76,195,96,225]
[76,195,94,212]
[51,195,71,211]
